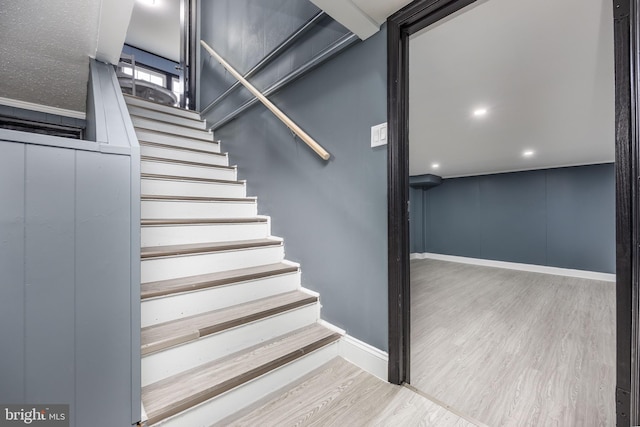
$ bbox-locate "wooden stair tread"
[123,94,201,120]
[141,238,282,259]
[141,290,318,355]
[142,323,341,425]
[141,194,255,203]
[141,262,299,300]
[141,173,242,185]
[139,138,223,154]
[131,115,213,141]
[131,112,205,132]
[141,217,267,226]
[141,155,235,170]
[127,104,204,127]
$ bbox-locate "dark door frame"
[179,0,197,110]
[386,0,640,423]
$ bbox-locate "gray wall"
[0,60,140,426]
[410,164,615,273]
[199,0,351,127]
[0,104,86,129]
[204,17,389,350]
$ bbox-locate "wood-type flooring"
[220,357,481,426]
[410,258,615,427]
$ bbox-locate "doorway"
[386,0,640,424]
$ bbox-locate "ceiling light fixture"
[473,108,488,117]
[523,150,535,158]
[431,163,440,169]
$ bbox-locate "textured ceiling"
[0,0,102,112]
[0,0,134,114]
[125,0,181,62]
[409,0,615,178]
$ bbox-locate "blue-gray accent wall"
[200,6,388,350]
[410,164,615,273]
[198,0,351,126]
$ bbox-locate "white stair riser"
[136,129,220,153]
[141,200,257,219]
[153,342,339,427]
[141,245,285,283]
[141,161,236,181]
[125,96,201,121]
[141,271,301,327]
[140,146,227,166]
[141,179,245,198]
[127,105,206,130]
[141,303,317,386]
[141,222,270,247]
[132,116,212,141]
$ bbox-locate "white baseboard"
[411,252,616,282]
[317,320,388,381]
[0,96,86,119]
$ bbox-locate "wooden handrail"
[200,40,331,161]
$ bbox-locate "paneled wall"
[0,60,140,426]
[410,164,615,273]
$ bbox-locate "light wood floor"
[410,259,616,427]
[219,357,481,426]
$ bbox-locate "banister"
[208,32,359,131]
[200,39,331,161]
[200,11,326,117]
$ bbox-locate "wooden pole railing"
[200,40,331,161]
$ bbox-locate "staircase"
[125,95,342,426]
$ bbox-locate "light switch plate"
[371,122,387,147]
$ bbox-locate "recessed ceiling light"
[473,108,488,117]
[431,163,440,169]
[523,150,535,157]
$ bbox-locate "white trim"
[338,334,388,381]
[440,161,614,179]
[411,252,616,282]
[140,402,148,424]
[0,97,86,119]
[317,320,388,381]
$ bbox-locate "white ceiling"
[0,0,134,114]
[125,0,181,62]
[311,0,413,39]
[409,0,615,178]
[351,0,413,24]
